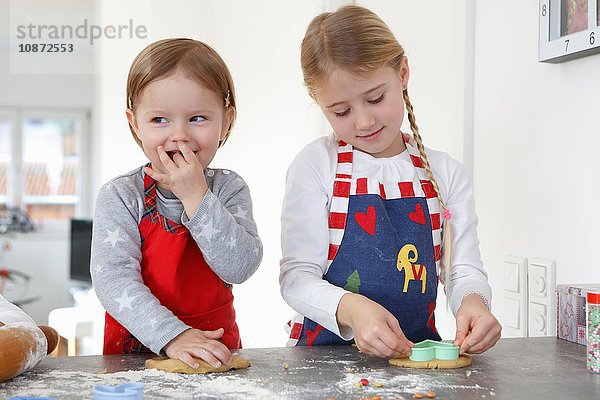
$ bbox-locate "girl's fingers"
[461,316,501,354]
[459,334,478,354]
[143,166,155,178]
[157,146,176,170]
[143,166,168,184]
[465,332,495,354]
[202,328,225,340]
[177,141,197,164]
[201,341,233,366]
[208,345,233,367]
[463,339,485,354]
[387,316,414,348]
[470,329,500,354]
[489,330,501,347]
[188,348,222,369]
[460,328,487,354]
[453,329,468,348]
[379,317,412,357]
[378,330,409,358]
[357,337,403,359]
[143,166,166,182]
[376,340,404,358]
[171,152,186,167]
[355,341,379,357]
[177,352,200,369]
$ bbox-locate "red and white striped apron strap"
[285,313,306,346]
[327,140,353,269]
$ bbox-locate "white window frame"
[0,108,17,206]
[0,106,91,225]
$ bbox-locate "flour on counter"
[1,353,492,399]
[0,368,288,399]
[338,370,492,398]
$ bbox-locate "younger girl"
[280,5,501,359]
[91,38,262,369]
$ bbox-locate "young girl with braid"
[280,5,501,359]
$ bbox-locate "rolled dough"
[389,354,472,369]
[145,355,251,374]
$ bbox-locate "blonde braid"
[403,89,453,300]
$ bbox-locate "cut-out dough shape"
[145,355,251,374]
[389,354,472,369]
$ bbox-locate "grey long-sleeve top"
[91,166,262,354]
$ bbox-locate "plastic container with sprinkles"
[587,291,600,373]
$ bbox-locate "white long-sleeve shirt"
[279,134,491,339]
[0,294,36,325]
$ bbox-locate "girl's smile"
[357,127,384,141]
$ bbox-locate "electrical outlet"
[528,258,556,337]
[502,255,528,337]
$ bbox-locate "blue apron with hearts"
[288,134,443,346]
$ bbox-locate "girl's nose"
[169,123,189,141]
[355,109,375,131]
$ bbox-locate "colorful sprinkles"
[414,390,436,398]
[587,292,600,373]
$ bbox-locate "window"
[0,108,89,221]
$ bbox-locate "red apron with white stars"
[103,172,240,354]
[287,134,444,346]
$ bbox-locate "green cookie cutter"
[409,340,460,362]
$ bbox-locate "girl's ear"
[126,109,141,140]
[220,106,236,140]
[398,56,410,88]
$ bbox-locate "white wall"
[473,0,600,326]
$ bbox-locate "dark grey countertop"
[1,337,599,399]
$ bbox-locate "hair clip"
[443,209,452,221]
[127,97,133,109]
[224,90,231,108]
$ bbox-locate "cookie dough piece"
[389,355,472,369]
[145,355,251,374]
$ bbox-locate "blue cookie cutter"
[92,382,144,400]
[8,398,57,400]
[409,340,460,362]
